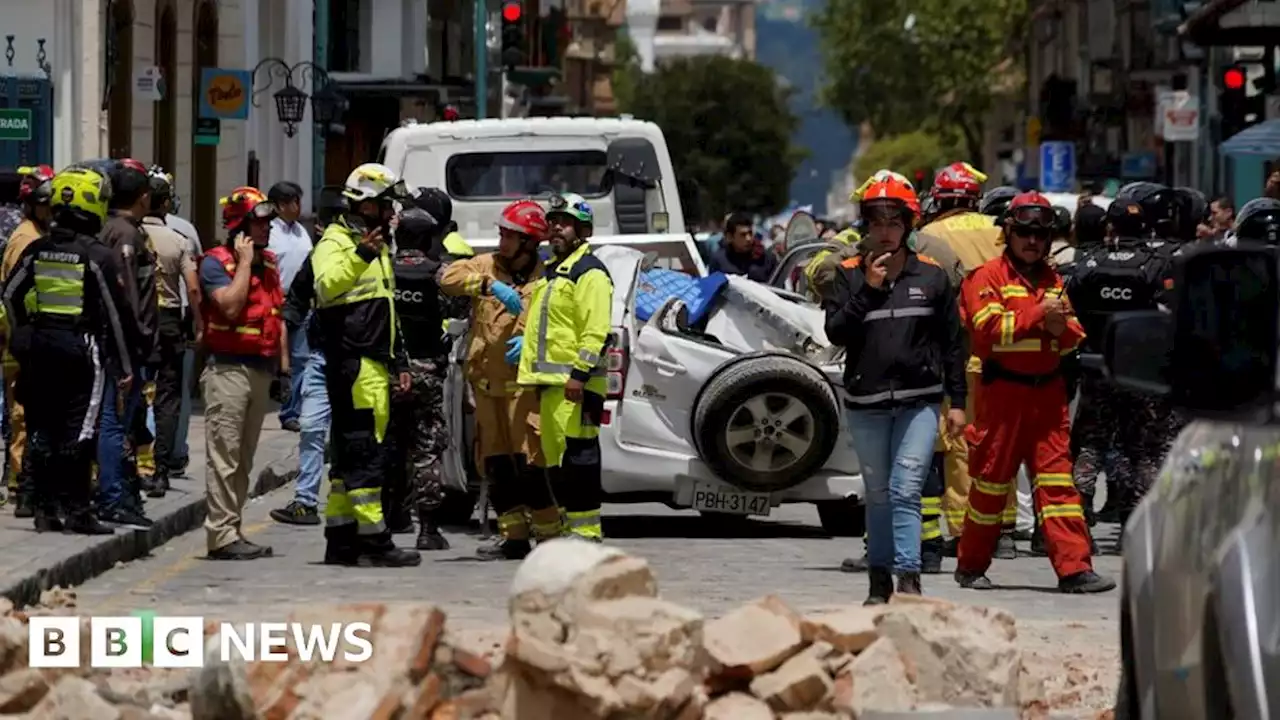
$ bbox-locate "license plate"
[690,483,771,516]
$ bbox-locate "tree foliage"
[813,0,1026,164]
[853,131,959,183]
[616,56,803,225]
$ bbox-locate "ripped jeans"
[846,403,941,574]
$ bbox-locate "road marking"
[126,519,276,601]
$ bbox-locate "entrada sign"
[0,109,33,141]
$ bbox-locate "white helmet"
[342,163,406,203]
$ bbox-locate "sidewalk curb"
[2,451,299,609]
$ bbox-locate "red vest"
[201,245,284,358]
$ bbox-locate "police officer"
[1233,197,1280,245]
[518,192,614,542]
[311,163,419,567]
[384,207,452,551]
[1065,198,1169,544]
[979,186,1019,224]
[2,166,133,534]
[1174,187,1209,243]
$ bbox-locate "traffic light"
[501,1,526,70]
[914,168,927,187]
[1219,64,1250,139]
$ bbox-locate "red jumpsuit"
[957,254,1093,579]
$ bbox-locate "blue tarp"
[1221,119,1280,157]
[634,269,729,325]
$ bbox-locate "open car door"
[441,319,475,495]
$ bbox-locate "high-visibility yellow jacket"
[518,242,613,396]
[442,231,474,259]
[311,219,400,363]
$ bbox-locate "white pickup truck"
[439,246,866,536]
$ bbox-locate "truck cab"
[378,117,685,241]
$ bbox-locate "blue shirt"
[199,254,274,369]
[268,217,311,294]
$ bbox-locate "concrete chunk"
[704,596,806,679]
[749,650,833,712]
[703,691,775,720]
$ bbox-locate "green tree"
[854,131,959,183]
[618,56,802,224]
[814,0,1026,163]
[611,32,640,112]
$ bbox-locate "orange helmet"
[220,186,271,229]
[497,198,548,239]
[1005,191,1056,230]
[859,176,920,221]
[932,162,984,199]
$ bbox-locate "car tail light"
[606,327,629,400]
[600,409,613,425]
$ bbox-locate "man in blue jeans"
[823,173,967,605]
[266,182,312,431]
[270,346,328,524]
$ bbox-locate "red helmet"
[220,186,271,229]
[1005,191,1056,230]
[17,165,54,204]
[117,158,148,174]
[497,199,548,240]
[932,162,983,199]
[859,176,921,221]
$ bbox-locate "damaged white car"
[440,245,865,535]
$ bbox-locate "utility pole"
[475,0,488,118]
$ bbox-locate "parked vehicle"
[1104,245,1279,719]
[440,245,866,535]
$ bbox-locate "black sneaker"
[839,554,869,573]
[99,504,154,530]
[864,567,894,606]
[415,514,449,551]
[143,472,169,499]
[476,538,531,561]
[168,457,189,479]
[208,539,270,560]
[240,539,274,557]
[281,419,301,433]
[954,570,995,590]
[63,514,114,536]
[995,532,1018,559]
[269,501,320,525]
[1058,570,1116,594]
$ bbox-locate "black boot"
[347,537,422,568]
[14,491,34,519]
[415,506,449,551]
[63,510,114,536]
[143,468,169,499]
[995,532,1018,559]
[33,504,63,533]
[896,571,922,596]
[942,537,959,557]
[920,538,944,574]
[864,567,894,606]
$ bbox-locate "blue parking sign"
[1039,141,1076,193]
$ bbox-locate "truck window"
[447,151,610,200]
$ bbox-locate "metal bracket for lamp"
[250,57,347,138]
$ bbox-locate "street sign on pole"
[1159,90,1200,142]
[0,108,33,142]
[1039,141,1076,193]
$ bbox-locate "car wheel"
[693,354,840,493]
[816,498,866,537]
[435,489,478,528]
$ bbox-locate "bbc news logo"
[29,616,374,668]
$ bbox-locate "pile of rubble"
[0,542,1083,719]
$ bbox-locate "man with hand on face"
[955,191,1114,594]
[518,193,613,542]
[824,175,968,605]
[200,187,289,559]
[310,163,419,568]
[441,198,559,560]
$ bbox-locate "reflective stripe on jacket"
[200,245,284,358]
[311,219,399,363]
[517,242,613,392]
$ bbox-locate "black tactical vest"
[392,250,446,360]
[1067,240,1163,352]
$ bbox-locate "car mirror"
[641,251,659,272]
[1103,311,1172,395]
[1167,246,1280,422]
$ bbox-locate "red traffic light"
[502,2,522,22]
[1223,67,1246,90]
[914,169,926,183]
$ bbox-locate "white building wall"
[247,0,314,213]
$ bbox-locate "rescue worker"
[1065,199,1166,547]
[384,207,452,551]
[916,162,1021,561]
[1,164,54,516]
[441,199,560,560]
[518,192,613,542]
[140,167,201,500]
[2,166,132,534]
[824,173,967,603]
[199,187,289,560]
[955,191,1114,593]
[1233,197,1280,246]
[979,186,1019,224]
[97,158,158,528]
[311,163,420,567]
[804,227,860,303]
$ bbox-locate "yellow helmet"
[342,162,408,203]
[50,167,112,225]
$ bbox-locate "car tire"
[816,498,866,537]
[694,354,840,493]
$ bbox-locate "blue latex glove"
[505,336,524,365]
[490,281,524,315]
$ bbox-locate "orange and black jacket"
[824,251,967,411]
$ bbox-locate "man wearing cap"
[1065,199,1170,549]
[955,191,1114,594]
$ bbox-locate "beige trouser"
[202,361,272,552]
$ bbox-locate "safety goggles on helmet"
[1008,204,1055,230]
[547,193,593,224]
[861,199,908,224]
[247,201,278,221]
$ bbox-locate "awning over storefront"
[1220,119,1280,157]
[1180,0,1280,45]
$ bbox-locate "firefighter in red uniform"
[955,191,1115,594]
